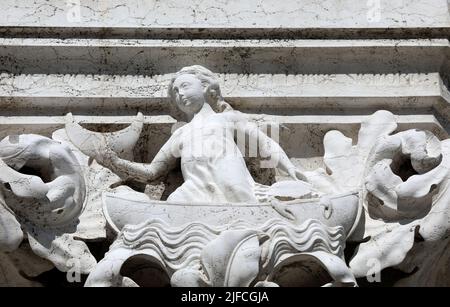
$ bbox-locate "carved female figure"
[93,65,306,203]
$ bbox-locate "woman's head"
[168,65,231,115]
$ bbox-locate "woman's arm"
[96,133,179,183]
[243,121,307,181]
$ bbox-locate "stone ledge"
[0,114,441,125]
[1,27,450,40]
[1,0,448,29]
[0,73,447,127]
[0,38,447,75]
[0,73,441,98]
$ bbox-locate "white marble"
[64,67,447,287]
[1,0,448,28]
[0,62,448,286]
[0,134,96,274]
[0,1,449,287]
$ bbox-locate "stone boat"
[102,190,362,237]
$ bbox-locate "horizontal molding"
[1,27,450,40]
[0,96,440,115]
[0,113,445,130]
[0,115,176,125]
[0,73,441,98]
[1,0,448,29]
[0,39,447,75]
[0,114,440,125]
[0,72,447,131]
[2,38,447,47]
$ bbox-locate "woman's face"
[172,74,205,115]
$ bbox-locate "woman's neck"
[189,103,214,122]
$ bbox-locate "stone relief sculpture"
[0,120,144,286]
[65,66,359,287]
[0,134,95,285]
[301,110,450,286]
[0,65,448,287]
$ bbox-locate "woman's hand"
[287,166,307,181]
[93,141,119,168]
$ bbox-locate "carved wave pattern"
[115,218,345,273]
[262,219,345,270]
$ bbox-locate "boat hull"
[103,190,361,237]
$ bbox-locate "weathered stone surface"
[1,0,448,28]
[0,0,448,287]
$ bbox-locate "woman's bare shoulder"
[218,110,247,122]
